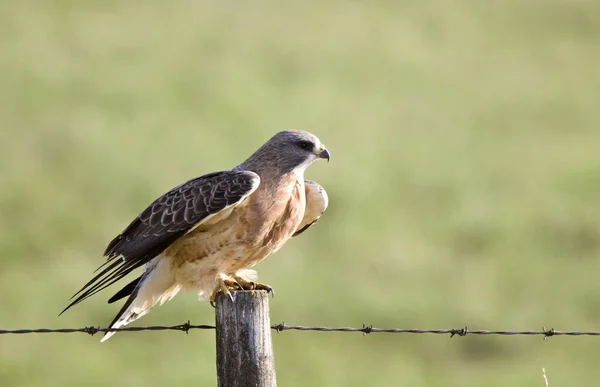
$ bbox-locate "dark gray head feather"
[237,130,329,175]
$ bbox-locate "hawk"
[62,130,330,342]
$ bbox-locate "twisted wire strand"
[2,323,599,339]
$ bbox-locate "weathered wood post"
[215,290,277,387]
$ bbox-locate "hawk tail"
[100,258,180,342]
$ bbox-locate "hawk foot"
[209,277,275,307]
[232,275,275,297]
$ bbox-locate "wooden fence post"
[215,290,277,387]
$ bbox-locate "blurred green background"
[1,1,600,386]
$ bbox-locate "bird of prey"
[62,130,330,342]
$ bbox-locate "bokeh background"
[2,1,600,386]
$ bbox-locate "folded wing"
[61,170,260,314]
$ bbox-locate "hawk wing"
[293,180,328,237]
[61,170,260,314]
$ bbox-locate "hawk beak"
[317,147,330,163]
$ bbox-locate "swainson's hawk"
[62,130,330,341]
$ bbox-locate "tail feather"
[100,259,180,342]
[108,276,142,304]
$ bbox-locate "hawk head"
[241,130,330,175]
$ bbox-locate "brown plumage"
[61,130,330,341]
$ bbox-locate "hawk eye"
[297,141,312,150]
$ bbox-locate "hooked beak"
[317,147,330,163]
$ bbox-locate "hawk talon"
[226,291,234,302]
[232,280,244,291]
[209,289,233,306]
[210,291,234,304]
[210,277,238,305]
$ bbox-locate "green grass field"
[1,1,600,386]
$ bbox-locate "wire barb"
[450,326,468,338]
[542,327,555,340]
[274,322,286,334]
[179,321,191,334]
[84,326,100,336]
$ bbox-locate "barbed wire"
[2,322,600,339]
